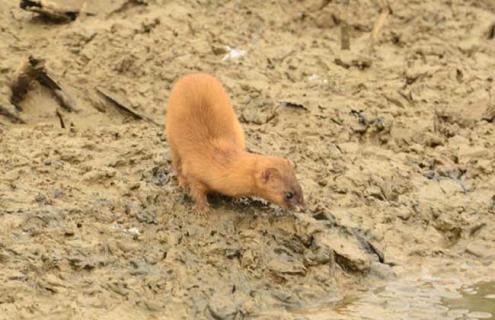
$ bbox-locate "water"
[292,278,495,320]
[338,280,495,320]
[442,281,495,320]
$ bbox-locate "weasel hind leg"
[170,148,189,189]
[189,178,209,215]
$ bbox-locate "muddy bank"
[1,0,494,319]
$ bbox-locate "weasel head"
[254,157,305,211]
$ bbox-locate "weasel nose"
[298,197,306,211]
[295,203,306,213]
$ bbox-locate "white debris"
[126,227,140,236]
[308,74,319,81]
[307,74,328,84]
[222,46,246,61]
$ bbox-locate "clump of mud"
[1,0,494,319]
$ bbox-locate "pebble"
[142,300,162,312]
[465,242,489,258]
[207,293,239,320]
[268,254,306,276]
[369,262,397,280]
[126,227,140,236]
[116,240,139,252]
[395,207,412,220]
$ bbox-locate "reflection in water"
[442,281,495,320]
[291,279,495,320]
[341,280,495,320]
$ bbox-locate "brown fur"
[165,73,304,214]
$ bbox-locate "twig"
[488,21,495,39]
[20,0,81,22]
[334,57,371,70]
[96,87,160,127]
[55,109,65,128]
[279,101,309,111]
[369,0,392,51]
[371,2,391,40]
[340,0,350,50]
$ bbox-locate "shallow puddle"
[341,280,495,320]
[441,281,495,320]
[292,277,495,320]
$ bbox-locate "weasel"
[165,73,305,214]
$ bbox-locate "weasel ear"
[287,159,295,168]
[260,167,279,184]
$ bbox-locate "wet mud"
[1,0,494,319]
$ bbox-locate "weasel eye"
[285,192,294,201]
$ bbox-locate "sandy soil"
[1,0,494,319]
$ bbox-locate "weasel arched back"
[165,73,245,151]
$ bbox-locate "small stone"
[315,232,371,273]
[116,240,139,252]
[44,274,65,287]
[240,249,257,269]
[53,189,64,198]
[129,182,140,190]
[207,293,239,320]
[136,211,157,224]
[34,193,52,205]
[303,246,333,266]
[395,207,412,220]
[126,227,140,236]
[145,249,166,265]
[367,186,384,200]
[271,290,294,303]
[211,44,228,55]
[438,179,463,196]
[268,253,306,276]
[465,242,491,258]
[129,260,151,276]
[142,300,162,312]
[425,133,443,147]
[369,262,396,280]
[225,248,241,259]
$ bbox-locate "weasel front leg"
[189,179,209,215]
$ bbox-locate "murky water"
[293,273,495,320]
[442,281,495,320]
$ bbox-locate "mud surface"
[1,0,494,319]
